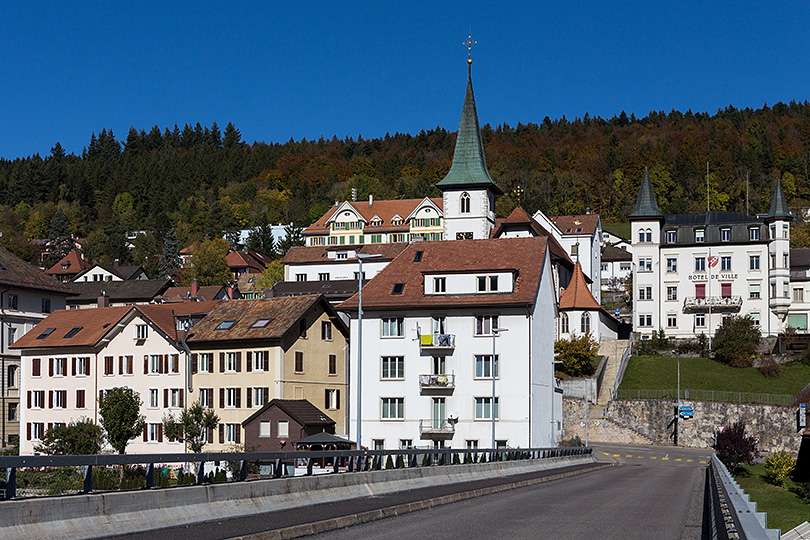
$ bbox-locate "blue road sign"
[615,308,620,315]
[679,405,694,418]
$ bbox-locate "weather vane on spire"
[463,31,476,65]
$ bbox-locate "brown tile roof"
[282,243,408,265]
[135,301,222,342]
[0,245,75,295]
[67,279,173,304]
[550,214,600,236]
[492,207,573,268]
[187,295,346,343]
[11,306,131,349]
[45,250,91,276]
[601,244,633,262]
[242,399,335,428]
[338,237,550,311]
[226,250,270,273]
[303,198,443,235]
[159,285,228,302]
[271,279,360,302]
[76,264,146,281]
[559,263,601,310]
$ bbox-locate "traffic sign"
[679,405,694,418]
[615,308,620,315]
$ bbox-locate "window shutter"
[77,390,84,409]
[236,352,241,372]
[62,358,67,375]
[143,424,148,442]
[246,351,252,372]
[207,426,213,443]
[325,389,329,409]
[263,387,269,405]
[264,351,270,371]
[220,388,225,409]
[144,355,149,374]
[126,356,132,374]
[164,389,168,408]
[336,389,340,409]
[178,426,184,442]
[99,390,104,403]
[47,422,53,433]
[191,354,198,374]
[235,426,241,444]
[163,355,169,374]
[72,357,76,376]
[179,389,184,408]
[33,358,40,377]
[49,358,53,377]
[119,356,123,375]
[207,389,213,407]
[220,353,225,372]
[171,354,179,373]
[87,358,91,376]
[27,423,31,441]
[158,424,163,443]
[27,391,31,408]
[48,391,53,409]
[246,388,252,408]
[235,388,241,409]
[219,424,224,444]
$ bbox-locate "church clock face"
[456,232,473,240]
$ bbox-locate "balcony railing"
[419,419,456,436]
[419,373,456,390]
[419,333,455,351]
[683,295,742,311]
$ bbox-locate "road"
[307,444,711,540]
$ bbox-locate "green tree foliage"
[99,387,146,454]
[162,400,220,453]
[158,229,182,279]
[246,221,276,257]
[34,419,104,455]
[764,450,796,486]
[713,421,758,473]
[554,333,599,377]
[188,238,232,286]
[712,315,761,367]
[276,223,305,256]
[255,259,284,292]
[47,208,73,264]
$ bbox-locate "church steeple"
[766,178,792,221]
[629,167,662,220]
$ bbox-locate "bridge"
[0,444,780,540]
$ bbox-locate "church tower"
[629,168,664,336]
[766,179,793,322]
[437,38,503,240]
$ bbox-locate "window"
[460,192,471,214]
[7,294,17,310]
[466,440,479,449]
[253,387,269,407]
[169,388,182,408]
[6,326,15,346]
[382,317,404,337]
[638,286,652,301]
[667,314,677,328]
[75,356,89,376]
[64,327,82,339]
[477,276,499,292]
[53,390,66,409]
[8,402,18,421]
[638,257,652,272]
[666,230,676,243]
[30,390,44,409]
[400,439,413,449]
[325,389,339,410]
[721,256,732,271]
[319,273,330,281]
[434,277,446,293]
[475,397,499,420]
[52,357,67,377]
[666,258,677,273]
[795,288,805,302]
[570,244,579,257]
[695,313,706,327]
[601,263,608,272]
[198,388,213,408]
[373,439,385,450]
[749,283,761,299]
[216,320,236,330]
[475,354,499,378]
[784,224,789,239]
[36,328,55,340]
[695,257,706,272]
[299,319,307,338]
[381,356,404,379]
[784,253,790,269]
[294,351,304,373]
[7,365,17,388]
[381,398,404,419]
[41,299,51,314]
[253,351,268,372]
[750,227,760,241]
[695,229,705,243]
[226,388,239,408]
[259,421,271,438]
[296,274,307,282]
[580,313,590,333]
[149,389,159,408]
[784,282,790,298]
[226,352,238,372]
[278,420,289,438]
[620,263,631,272]
[721,228,731,242]
[771,282,777,298]
[135,324,148,340]
[666,286,678,301]
[225,424,239,444]
[198,353,212,373]
[321,321,332,340]
[749,255,760,270]
[750,312,761,326]
[475,315,499,336]
[329,354,337,375]
[169,354,179,374]
[432,356,446,375]
[560,313,569,334]
[391,283,404,295]
[150,355,162,374]
[104,356,114,376]
[638,314,652,327]
[32,358,41,377]
[695,284,706,299]
[30,422,44,441]
[771,253,776,268]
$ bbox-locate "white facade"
[441,188,496,241]
[284,251,390,283]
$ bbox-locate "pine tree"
[276,223,304,256]
[223,122,242,148]
[48,209,73,264]
[158,229,182,279]
[247,222,276,257]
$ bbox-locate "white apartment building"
[630,168,792,337]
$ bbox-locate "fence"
[612,341,632,399]
[0,446,593,500]
[616,388,794,406]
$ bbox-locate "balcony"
[683,296,743,312]
[419,333,456,353]
[419,419,456,439]
[419,373,455,392]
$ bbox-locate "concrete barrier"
[1,454,594,540]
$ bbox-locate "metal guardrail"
[418,419,456,434]
[0,446,593,501]
[616,388,794,406]
[419,333,456,350]
[612,341,632,399]
[683,296,743,311]
[419,373,456,389]
[708,454,780,540]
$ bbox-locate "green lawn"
[619,355,810,395]
[734,463,807,533]
[603,222,631,241]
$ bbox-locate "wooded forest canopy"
[3,102,810,269]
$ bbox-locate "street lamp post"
[491,327,508,449]
[551,360,563,447]
[356,253,381,451]
[675,350,680,446]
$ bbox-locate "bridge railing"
[0,446,593,501]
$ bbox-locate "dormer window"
[666,230,676,243]
[460,192,471,214]
[695,229,705,243]
[391,215,404,226]
[749,227,760,241]
[477,276,499,293]
[721,228,731,242]
[61,264,69,270]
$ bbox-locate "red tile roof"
[303,198,443,235]
[226,250,272,273]
[11,306,131,349]
[282,243,408,265]
[135,301,222,342]
[45,250,91,276]
[550,214,600,236]
[492,207,573,268]
[158,285,228,302]
[338,237,550,311]
[559,263,601,310]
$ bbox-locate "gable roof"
[559,262,601,310]
[338,237,550,311]
[0,245,75,296]
[226,250,272,273]
[491,207,573,270]
[157,285,228,303]
[187,295,347,343]
[135,300,222,343]
[76,263,146,281]
[629,167,663,219]
[45,250,91,277]
[282,243,408,265]
[11,306,131,349]
[67,279,173,304]
[601,244,633,262]
[242,399,335,428]
[550,214,600,236]
[303,199,443,236]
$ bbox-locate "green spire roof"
[629,167,662,219]
[436,66,502,194]
[767,179,792,220]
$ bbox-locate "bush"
[714,421,759,472]
[765,450,796,486]
[759,357,782,378]
[555,333,599,377]
[712,315,760,367]
[560,435,584,448]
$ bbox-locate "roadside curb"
[228,462,614,540]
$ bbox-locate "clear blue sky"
[2,1,809,159]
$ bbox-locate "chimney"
[191,278,199,296]
[114,259,119,267]
[227,287,234,299]
[98,291,110,308]
[369,194,373,206]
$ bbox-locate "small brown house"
[242,399,335,451]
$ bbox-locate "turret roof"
[629,168,662,219]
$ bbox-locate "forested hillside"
[3,102,810,269]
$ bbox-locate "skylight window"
[36,328,56,340]
[251,319,271,328]
[414,251,423,262]
[392,283,404,295]
[64,326,83,339]
[216,320,236,330]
